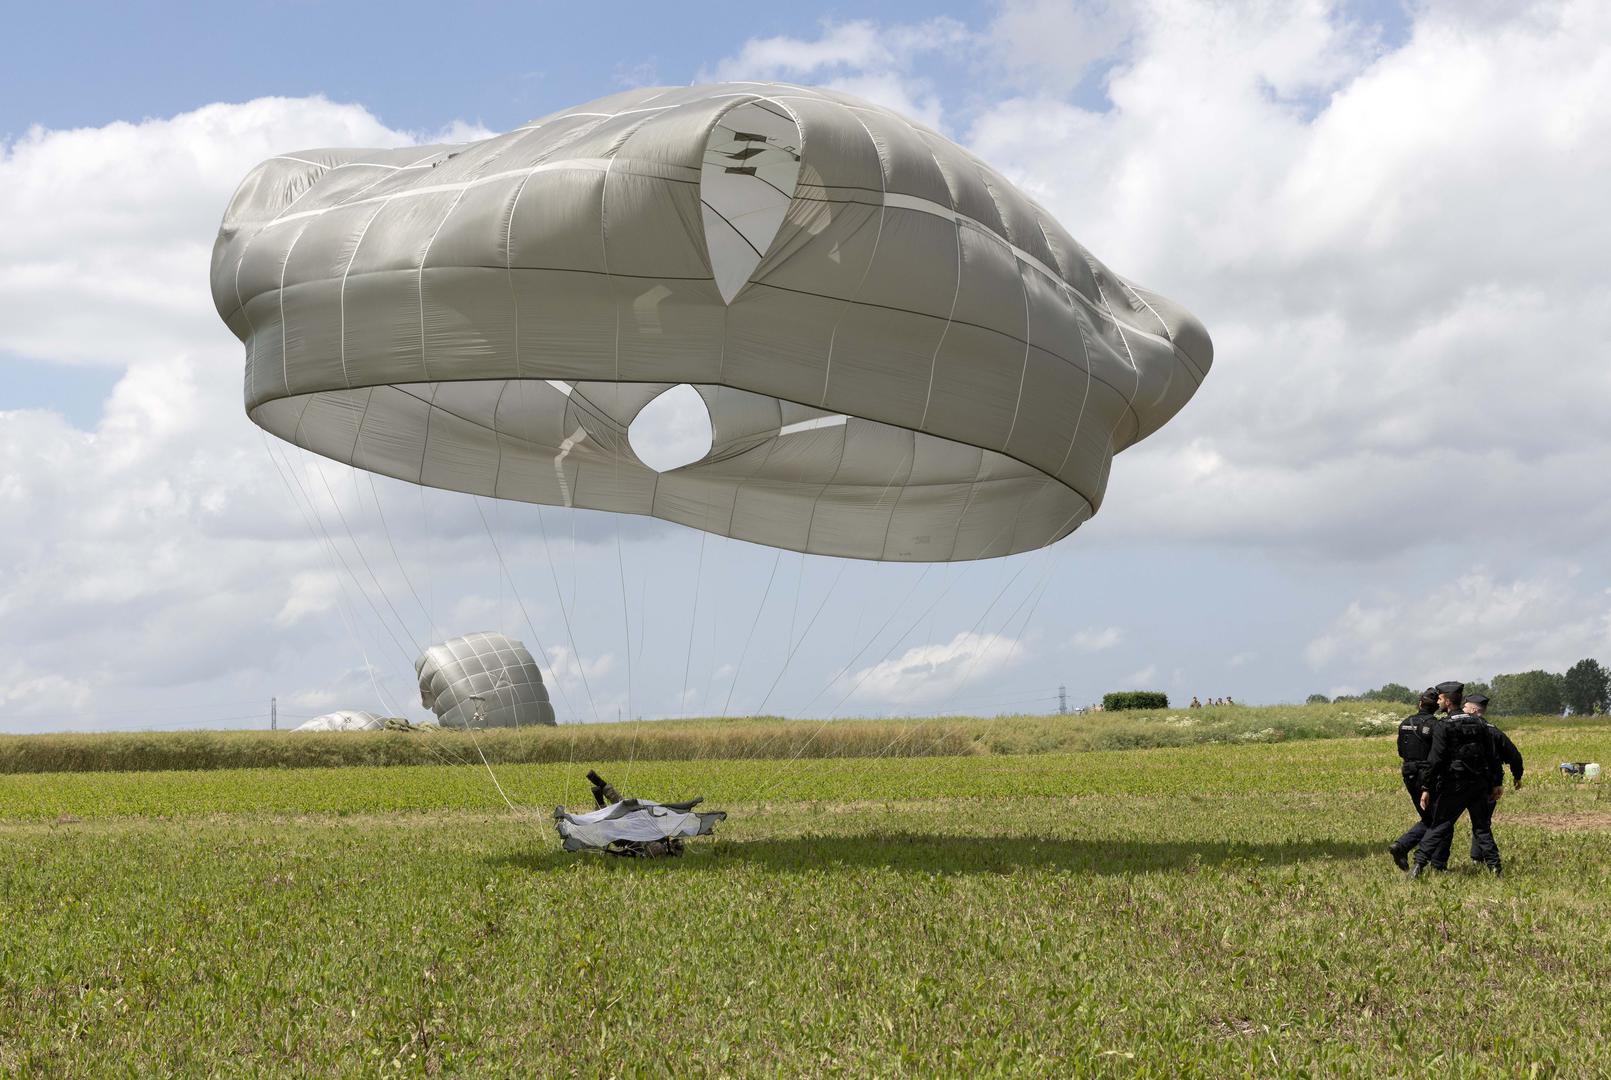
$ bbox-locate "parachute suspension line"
[274,443,416,670]
[274,446,479,770]
[721,548,784,719]
[707,539,740,714]
[532,505,601,725]
[258,435,410,720]
[838,506,1089,787]
[615,522,633,724]
[679,530,707,719]
[309,458,423,656]
[364,472,432,633]
[472,496,585,726]
[794,563,934,718]
[420,483,435,643]
[743,508,1036,805]
[786,551,806,657]
[617,517,648,788]
[859,543,1063,774]
[752,559,850,717]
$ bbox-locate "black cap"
[1466,693,1489,707]
[1435,681,1464,697]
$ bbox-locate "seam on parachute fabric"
[1054,314,1098,486]
[232,240,259,404]
[915,132,964,433]
[750,279,1137,404]
[490,379,513,499]
[944,446,991,561]
[1001,259,1034,452]
[348,386,376,467]
[971,162,1035,456]
[817,109,888,408]
[417,188,471,384]
[874,428,920,561]
[276,221,313,400]
[417,383,438,486]
[506,168,537,381]
[337,203,387,391]
[1087,259,1143,499]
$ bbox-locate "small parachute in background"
[212,82,1212,562]
[293,709,384,732]
[416,632,557,728]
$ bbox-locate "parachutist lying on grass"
[554,771,726,857]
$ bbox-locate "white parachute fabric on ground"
[554,799,726,852]
[293,709,384,732]
[212,82,1212,561]
[415,631,557,727]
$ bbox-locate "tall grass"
[0,702,1590,775]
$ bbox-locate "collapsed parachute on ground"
[416,632,557,728]
[293,709,384,732]
[555,771,726,856]
[212,82,1211,562]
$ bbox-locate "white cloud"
[968,0,1611,558]
[1120,664,1158,686]
[1069,626,1123,651]
[1305,567,1611,680]
[838,630,1026,706]
[701,18,969,129]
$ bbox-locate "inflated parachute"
[293,709,384,732]
[416,632,557,728]
[211,82,1211,561]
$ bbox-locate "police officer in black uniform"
[1389,687,1442,870]
[1411,696,1505,877]
[1463,692,1523,867]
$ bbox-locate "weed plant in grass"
[2,729,1609,1075]
[2,702,1588,774]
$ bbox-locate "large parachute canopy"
[416,632,557,728]
[212,83,1211,560]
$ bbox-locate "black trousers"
[1392,764,1431,853]
[1414,780,1500,870]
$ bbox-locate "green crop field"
[3,722,1610,1077]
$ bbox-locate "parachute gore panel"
[213,83,1212,560]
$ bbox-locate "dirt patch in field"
[1511,810,1611,832]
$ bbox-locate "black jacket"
[1485,720,1524,785]
[1423,714,1501,791]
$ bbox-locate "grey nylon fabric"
[415,631,557,728]
[555,799,726,851]
[212,82,1212,560]
[293,709,384,732]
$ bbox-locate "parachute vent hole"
[628,384,714,473]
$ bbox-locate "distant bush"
[1102,691,1169,711]
[1306,694,1331,705]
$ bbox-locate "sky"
[2,0,1608,732]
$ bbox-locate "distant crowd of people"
[1188,696,1235,708]
[1392,681,1523,879]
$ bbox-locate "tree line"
[1307,658,1610,716]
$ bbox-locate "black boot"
[1389,846,1410,872]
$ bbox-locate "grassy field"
[3,723,1609,1076]
[2,702,1594,773]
